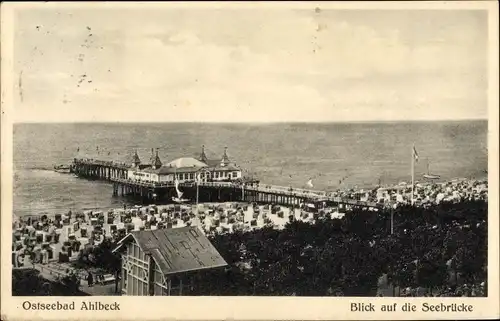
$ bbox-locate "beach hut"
[116,222,125,231]
[13,251,26,268]
[14,240,23,251]
[90,217,99,226]
[125,223,134,233]
[35,231,44,243]
[78,237,89,248]
[62,215,70,225]
[40,249,49,264]
[63,225,72,237]
[13,231,22,242]
[58,251,69,263]
[35,221,44,231]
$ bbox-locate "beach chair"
[35,232,43,244]
[101,273,116,284]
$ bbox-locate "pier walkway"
[71,158,381,209]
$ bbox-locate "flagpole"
[196,173,199,207]
[411,143,415,206]
[390,205,394,235]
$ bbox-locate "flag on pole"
[195,172,201,183]
[306,179,313,188]
[413,145,419,162]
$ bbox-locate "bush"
[190,200,487,296]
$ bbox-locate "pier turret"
[220,147,230,167]
[152,148,162,169]
[199,145,208,164]
[149,148,155,164]
[132,150,141,168]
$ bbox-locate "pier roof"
[203,159,239,170]
[132,151,141,165]
[204,159,222,167]
[114,227,227,275]
[210,164,241,171]
[166,157,208,169]
[142,166,203,174]
[199,145,208,163]
[139,166,174,175]
[152,150,163,168]
[221,147,230,164]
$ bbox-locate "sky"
[11,6,489,123]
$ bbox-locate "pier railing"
[73,158,131,170]
[110,177,380,208]
[72,158,381,208]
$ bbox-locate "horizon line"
[13,118,488,125]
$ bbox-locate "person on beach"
[87,270,93,287]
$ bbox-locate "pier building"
[113,226,227,296]
[127,146,242,184]
[196,146,242,182]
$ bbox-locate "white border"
[1,2,499,320]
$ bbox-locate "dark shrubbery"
[12,268,87,296]
[76,238,121,274]
[191,200,487,296]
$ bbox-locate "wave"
[26,165,55,171]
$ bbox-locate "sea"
[13,121,488,218]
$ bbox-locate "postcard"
[1,1,499,320]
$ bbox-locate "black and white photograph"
[1,1,498,320]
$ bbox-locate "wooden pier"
[71,158,382,210]
[71,158,129,180]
